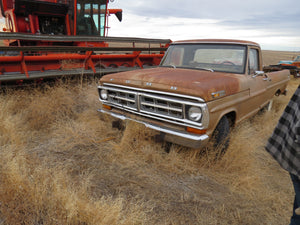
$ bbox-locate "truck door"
[246,48,269,111]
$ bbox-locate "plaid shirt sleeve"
[265,85,300,177]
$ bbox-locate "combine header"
[0,0,171,84]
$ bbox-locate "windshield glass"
[160,44,247,74]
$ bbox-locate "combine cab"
[0,0,171,84]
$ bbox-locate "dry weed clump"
[113,121,203,175]
[0,97,26,146]
[0,146,146,225]
[0,82,147,225]
[21,85,79,130]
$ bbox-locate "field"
[0,51,299,224]
[262,50,299,66]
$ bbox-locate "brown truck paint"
[100,67,241,102]
[98,39,290,149]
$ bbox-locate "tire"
[211,116,230,155]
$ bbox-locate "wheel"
[211,116,230,155]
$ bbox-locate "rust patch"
[100,67,240,101]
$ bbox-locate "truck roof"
[172,39,260,47]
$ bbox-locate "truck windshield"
[76,0,107,36]
[160,44,247,74]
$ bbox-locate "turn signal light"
[102,104,112,110]
[186,127,206,135]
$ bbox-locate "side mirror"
[252,71,265,78]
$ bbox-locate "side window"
[248,49,259,74]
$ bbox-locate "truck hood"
[100,67,240,102]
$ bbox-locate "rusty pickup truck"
[97,39,290,150]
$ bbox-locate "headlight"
[188,106,202,121]
[100,89,108,100]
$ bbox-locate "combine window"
[39,15,65,35]
[76,0,106,36]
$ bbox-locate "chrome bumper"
[98,109,209,149]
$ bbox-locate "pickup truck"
[97,39,290,151]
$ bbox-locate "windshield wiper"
[161,65,214,72]
[161,65,177,69]
[195,67,214,72]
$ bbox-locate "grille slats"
[141,102,182,112]
[140,94,184,119]
[140,97,183,119]
[109,94,136,103]
[107,90,138,110]
[105,88,184,120]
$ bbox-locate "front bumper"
[98,108,209,149]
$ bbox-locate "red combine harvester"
[0,0,171,84]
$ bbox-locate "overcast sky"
[107,0,300,51]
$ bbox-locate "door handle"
[263,74,272,81]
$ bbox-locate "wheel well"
[224,111,236,127]
[275,89,282,96]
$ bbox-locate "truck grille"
[105,88,184,119]
[98,84,208,127]
[108,90,138,110]
[140,95,183,119]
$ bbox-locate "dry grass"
[0,60,299,224]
